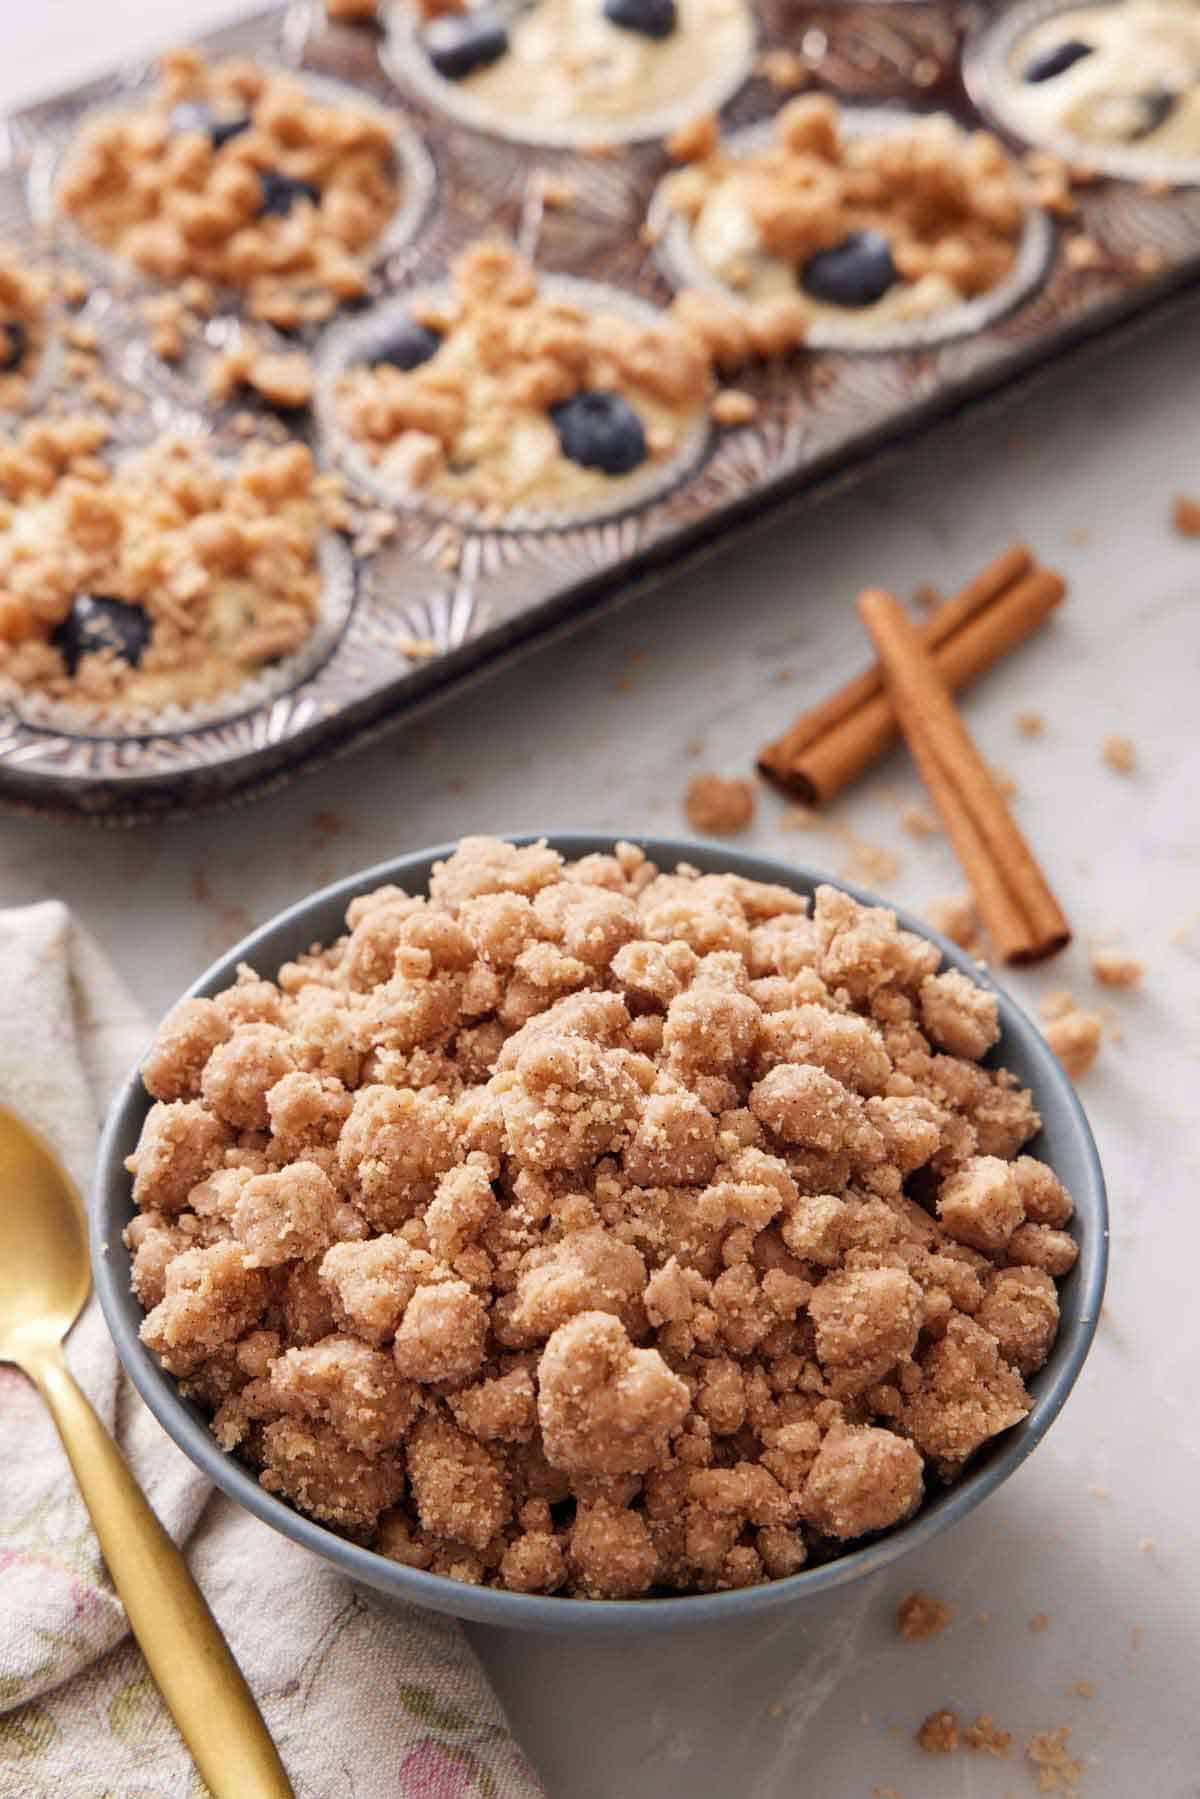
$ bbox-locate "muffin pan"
[2,0,1200,819]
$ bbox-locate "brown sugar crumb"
[208,332,315,412]
[1071,1681,1095,1699]
[57,48,398,327]
[1029,1611,1050,1632]
[126,838,1077,1600]
[710,388,758,427]
[900,805,938,840]
[530,171,578,212]
[917,1710,960,1754]
[1171,494,1200,537]
[667,112,719,164]
[1015,710,1045,738]
[839,836,899,889]
[923,892,982,954]
[896,1590,952,1642]
[1089,948,1143,990]
[1101,735,1135,775]
[1026,1726,1084,1793]
[964,1714,1011,1756]
[686,773,757,836]
[1039,993,1102,1081]
[755,48,809,92]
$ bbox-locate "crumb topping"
[0,248,52,413]
[335,241,714,513]
[57,48,399,327]
[127,837,1076,1598]
[685,772,757,835]
[0,422,341,711]
[659,96,1028,329]
[896,1589,952,1641]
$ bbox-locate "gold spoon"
[0,1104,294,1799]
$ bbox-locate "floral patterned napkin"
[0,900,544,1799]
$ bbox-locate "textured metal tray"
[2,0,1198,821]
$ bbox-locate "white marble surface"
[4,9,1200,1795]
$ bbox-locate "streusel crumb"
[1039,993,1102,1081]
[1171,495,1200,537]
[0,424,340,712]
[57,49,399,327]
[1101,734,1135,774]
[964,1714,1011,1755]
[1026,1725,1084,1792]
[917,1710,960,1754]
[685,773,756,835]
[896,1590,951,1641]
[127,838,1076,1598]
[1089,949,1143,989]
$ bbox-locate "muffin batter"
[1003,0,1200,164]
[57,47,401,328]
[392,0,755,143]
[333,241,713,516]
[658,98,1030,341]
[0,423,343,713]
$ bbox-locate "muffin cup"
[313,275,713,532]
[649,109,1056,354]
[0,528,358,742]
[966,0,1200,187]
[29,69,437,310]
[379,0,756,150]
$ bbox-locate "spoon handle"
[26,1340,295,1799]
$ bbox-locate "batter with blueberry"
[332,241,714,517]
[0,423,341,714]
[56,47,401,328]
[395,0,754,141]
[1002,0,1200,164]
[656,96,1030,342]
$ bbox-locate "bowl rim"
[91,833,1108,1634]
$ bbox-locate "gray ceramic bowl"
[92,836,1107,1636]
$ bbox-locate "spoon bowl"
[0,1104,293,1797]
[0,1105,90,1357]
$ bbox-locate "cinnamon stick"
[758,547,1064,805]
[857,588,1070,965]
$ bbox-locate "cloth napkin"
[0,901,545,1799]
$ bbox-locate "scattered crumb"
[1137,1537,1154,1554]
[923,893,982,954]
[1071,1682,1095,1699]
[1134,245,1167,276]
[1130,1625,1144,1651]
[767,1701,785,1719]
[755,47,809,91]
[395,636,438,661]
[1039,993,1102,1080]
[781,804,819,831]
[975,1610,992,1626]
[1087,1485,1110,1500]
[1171,495,1200,537]
[840,836,900,889]
[666,110,718,163]
[1090,948,1143,989]
[711,388,758,427]
[1025,1726,1083,1793]
[965,1715,1012,1757]
[1066,527,1089,548]
[1029,1612,1050,1633]
[917,1710,960,1755]
[896,1591,952,1642]
[685,738,705,758]
[900,805,938,840]
[1064,233,1104,270]
[871,1788,906,1799]
[1015,710,1045,738]
[991,766,1018,801]
[531,171,578,211]
[1101,735,1136,775]
[911,582,943,612]
[685,772,756,836]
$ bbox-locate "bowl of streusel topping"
[92,835,1106,1632]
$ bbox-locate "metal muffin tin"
[2,0,1200,820]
